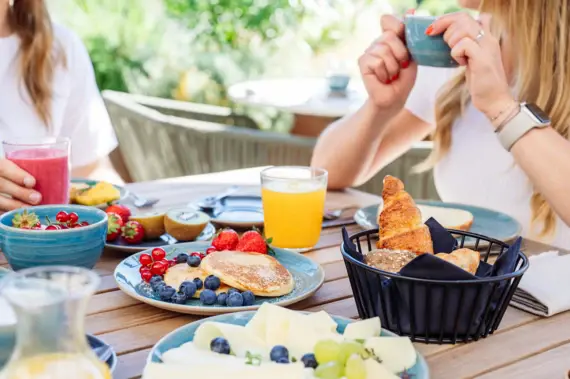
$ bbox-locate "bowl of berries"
[0,205,108,270]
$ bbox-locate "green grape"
[345,354,367,379]
[339,341,365,364]
[314,361,345,379]
[314,339,342,364]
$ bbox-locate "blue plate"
[147,311,429,378]
[71,178,129,209]
[114,242,325,315]
[354,200,522,248]
[105,223,216,253]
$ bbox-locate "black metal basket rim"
[341,243,529,284]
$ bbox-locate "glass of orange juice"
[261,166,328,251]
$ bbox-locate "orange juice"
[1,353,111,379]
[262,183,326,249]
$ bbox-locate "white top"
[405,66,570,249]
[0,24,117,168]
[228,78,367,117]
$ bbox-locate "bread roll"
[365,249,417,273]
[435,248,480,274]
[377,176,434,254]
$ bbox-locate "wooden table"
[2,168,569,379]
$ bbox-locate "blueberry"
[171,292,187,304]
[210,337,230,355]
[149,275,163,286]
[204,275,221,291]
[226,292,244,307]
[200,289,217,305]
[241,290,255,306]
[227,288,240,295]
[153,281,167,293]
[276,357,289,364]
[187,255,201,267]
[179,281,197,298]
[158,286,176,301]
[193,278,203,290]
[301,353,318,369]
[270,345,289,363]
[217,292,228,306]
[176,253,189,264]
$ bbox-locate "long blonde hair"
[9,0,63,127]
[419,0,570,238]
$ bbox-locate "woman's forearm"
[511,127,570,226]
[311,100,399,189]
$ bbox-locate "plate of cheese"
[143,303,429,379]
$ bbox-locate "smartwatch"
[497,103,551,151]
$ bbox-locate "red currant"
[55,211,69,223]
[205,247,217,255]
[34,222,41,228]
[80,221,89,227]
[150,261,167,276]
[191,252,206,260]
[141,271,153,282]
[139,254,153,266]
[46,225,60,231]
[68,212,79,224]
[168,259,176,267]
[139,266,151,274]
[151,248,166,262]
[59,224,69,230]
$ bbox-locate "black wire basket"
[341,228,529,344]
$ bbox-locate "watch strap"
[497,104,549,151]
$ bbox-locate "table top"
[228,78,367,117]
[2,167,569,379]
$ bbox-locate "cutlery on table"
[323,205,359,221]
[131,193,160,208]
[193,185,239,211]
[93,345,114,363]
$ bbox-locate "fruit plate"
[105,223,216,253]
[354,200,522,249]
[114,242,325,316]
[71,178,129,209]
[146,311,429,378]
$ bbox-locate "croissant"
[377,176,434,254]
[436,248,480,274]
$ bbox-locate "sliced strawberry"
[106,212,124,242]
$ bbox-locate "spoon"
[131,193,160,208]
[323,206,359,220]
[194,185,239,211]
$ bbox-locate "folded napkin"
[510,251,570,317]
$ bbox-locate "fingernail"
[23,176,35,188]
[391,74,399,81]
[29,192,41,204]
[401,60,410,69]
[425,25,434,36]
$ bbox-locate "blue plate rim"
[145,311,429,378]
[113,242,326,315]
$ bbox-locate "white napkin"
[510,251,570,317]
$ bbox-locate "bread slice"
[417,205,474,232]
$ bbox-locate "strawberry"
[105,204,131,224]
[212,228,239,251]
[235,229,273,255]
[106,212,124,242]
[121,220,145,244]
[12,210,40,229]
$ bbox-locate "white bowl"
[0,296,16,368]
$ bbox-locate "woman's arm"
[311,104,432,189]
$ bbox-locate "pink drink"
[5,142,70,205]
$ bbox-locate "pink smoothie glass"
[3,138,70,205]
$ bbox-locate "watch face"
[526,103,551,124]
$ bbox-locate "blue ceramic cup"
[404,15,458,68]
[0,205,108,271]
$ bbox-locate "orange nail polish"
[391,74,399,81]
[401,60,409,69]
[425,25,434,36]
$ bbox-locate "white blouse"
[405,66,570,249]
[0,24,117,168]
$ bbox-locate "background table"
[1,167,569,379]
[228,78,367,137]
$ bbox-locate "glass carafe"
[0,266,110,379]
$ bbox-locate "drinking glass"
[0,266,110,379]
[261,166,328,251]
[3,138,70,205]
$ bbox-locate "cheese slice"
[162,342,245,367]
[343,318,381,340]
[364,337,416,374]
[143,361,306,379]
[286,314,342,360]
[194,322,268,359]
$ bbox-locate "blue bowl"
[404,15,458,68]
[0,206,108,271]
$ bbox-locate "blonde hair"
[418,0,570,238]
[9,0,63,127]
